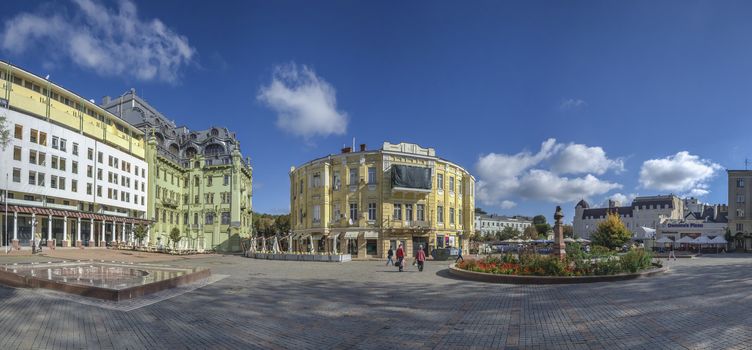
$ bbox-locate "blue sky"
[3,0,752,222]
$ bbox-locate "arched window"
[204,143,224,156]
[168,143,179,155]
[211,128,219,137]
[185,146,197,159]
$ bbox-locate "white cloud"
[550,143,624,175]
[500,200,517,209]
[639,151,722,196]
[559,98,587,111]
[1,0,195,83]
[258,63,348,139]
[601,192,638,207]
[476,139,622,207]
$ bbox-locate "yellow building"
[289,142,475,259]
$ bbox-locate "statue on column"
[553,206,566,260]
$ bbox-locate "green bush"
[620,249,653,273]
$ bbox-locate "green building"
[101,90,253,252]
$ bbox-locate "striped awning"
[4,205,151,225]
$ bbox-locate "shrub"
[620,249,653,273]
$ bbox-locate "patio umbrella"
[564,237,575,243]
[640,227,656,239]
[676,236,696,244]
[576,238,590,243]
[694,236,712,245]
[655,237,673,244]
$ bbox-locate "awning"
[364,231,379,239]
[344,232,359,239]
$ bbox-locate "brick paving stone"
[0,252,751,349]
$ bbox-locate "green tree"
[169,227,182,249]
[474,208,487,215]
[0,113,10,151]
[563,224,574,238]
[133,224,148,247]
[523,225,539,240]
[591,212,632,249]
[499,226,520,241]
[274,214,291,235]
[533,215,551,235]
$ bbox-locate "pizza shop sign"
[667,223,704,228]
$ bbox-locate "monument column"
[47,215,54,249]
[62,216,68,247]
[89,219,94,246]
[121,223,126,243]
[12,211,19,250]
[553,206,566,261]
[111,220,116,243]
[100,221,105,247]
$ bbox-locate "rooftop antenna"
[746,158,751,170]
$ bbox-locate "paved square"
[0,250,750,349]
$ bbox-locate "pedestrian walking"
[455,247,464,263]
[416,244,426,272]
[386,247,394,266]
[668,245,677,261]
[396,244,405,272]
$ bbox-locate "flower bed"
[456,247,657,277]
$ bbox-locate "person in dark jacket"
[386,247,394,266]
[416,245,426,272]
[455,247,464,262]
[396,244,405,272]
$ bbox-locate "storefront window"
[366,239,377,255]
[348,239,358,254]
[437,235,445,248]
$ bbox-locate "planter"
[303,255,314,261]
[314,255,327,261]
[447,263,668,284]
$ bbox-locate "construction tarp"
[391,165,432,190]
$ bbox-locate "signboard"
[667,223,704,228]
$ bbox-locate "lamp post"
[4,173,8,254]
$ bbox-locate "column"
[31,213,36,248]
[121,223,125,243]
[146,225,151,246]
[111,220,115,243]
[89,219,94,246]
[130,223,135,243]
[12,211,18,250]
[100,221,105,247]
[47,215,53,249]
[76,217,82,248]
[62,216,68,247]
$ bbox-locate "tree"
[0,113,10,151]
[523,225,539,240]
[274,214,291,235]
[474,208,487,215]
[133,224,148,247]
[562,224,574,238]
[498,226,520,241]
[533,215,551,235]
[591,211,632,249]
[169,227,182,250]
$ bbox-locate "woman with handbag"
[396,244,405,272]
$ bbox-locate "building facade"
[728,170,752,251]
[0,61,150,249]
[289,142,475,259]
[573,195,685,239]
[474,214,533,237]
[655,203,727,243]
[100,91,253,252]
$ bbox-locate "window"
[38,152,45,166]
[71,180,77,192]
[393,203,402,220]
[737,223,744,232]
[194,213,199,225]
[405,204,413,221]
[60,139,67,152]
[207,176,213,187]
[313,173,321,188]
[221,212,231,225]
[437,206,444,224]
[350,168,358,185]
[737,179,745,188]
[368,203,377,221]
[299,179,304,194]
[737,195,745,203]
[72,143,78,155]
[449,176,455,193]
[37,173,45,186]
[87,183,92,195]
[13,146,21,161]
[39,132,47,146]
[29,150,37,165]
[30,129,38,144]
[417,204,425,221]
[224,175,230,186]
[459,209,463,225]
[313,205,321,223]
[59,177,65,190]
[437,173,444,191]
[87,148,93,160]
[206,213,214,225]
[97,168,102,180]
[98,152,103,163]
[350,203,358,222]
[299,208,303,224]
[194,195,199,204]
[97,185,102,197]
[333,171,341,190]
[50,155,57,169]
[59,158,66,171]
[87,165,93,178]
[738,208,745,218]
[368,167,376,184]
[52,135,58,149]
[14,124,22,139]
[450,207,455,224]
[12,168,21,182]
[50,175,57,189]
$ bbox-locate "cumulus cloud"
[258,63,348,139]
[639,151,722,196]
[476,139,622,207]
[1,0,195,83]
[550,143,624,175]
[559,98,587,111]
[601,193,638,207]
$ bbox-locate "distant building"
[573,195,685,239]
[474,214,533,236]
[728,170,752,251]
[656,203,727,242]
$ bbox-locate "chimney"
[359,144,366,152]
[102,96,111,105]
[341,147,351,154]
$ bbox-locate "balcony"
[161,198,179,209]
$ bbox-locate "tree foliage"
[591,212,632,249]
[523,225,539,240]
[498,226,520,241]
[0,114,10,151]
[532,215,550,235]
[532,215,547,225]
[252,212,291,236]
[562,224,574,238]
[133,224,147,246]
[474,207,487,215]
[169,227,181,249]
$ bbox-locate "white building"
[475,214,533,236]
[573,195,685,239]
[656,204,728,242]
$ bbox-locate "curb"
[447,263,668,284]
